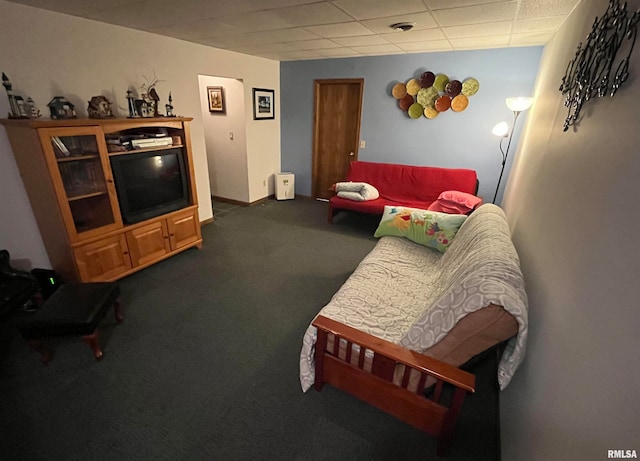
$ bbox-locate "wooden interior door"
[312,79,364,200]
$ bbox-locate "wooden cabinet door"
[38,126,123,243]
[166,210,200,250]
[74,234,132,282]
[126,221,171,267]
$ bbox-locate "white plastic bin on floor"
[276,172,295,200]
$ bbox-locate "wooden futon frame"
[312,315,476,456]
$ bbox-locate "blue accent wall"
[280,47,542,203]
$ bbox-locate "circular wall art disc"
[461,78,480,96]
[408,102,424,118]
[419,71,435,88]
[433,74,450,92]
[392,82,407,99]
[424,106,439,119]
[399,93,414,111]
[445,80,462,98]
[451,94,469,112]
[435,95,451,112]
[406,79,421,95]
[416,86,438,107]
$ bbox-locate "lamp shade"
[492,121,509,137]
[505,97,534,112]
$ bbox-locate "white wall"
[0,0,280,269]
[198,75,249,202]
[501,0,640,459]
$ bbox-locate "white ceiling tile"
[444,21,512,39]
[193,0,319,17]
[349,43,404,54]
[277,50,327,60]
[513,17,565,33]
[5,0,584,60]
[272,3,354,27]
[382,28,446,43]
[332,0,427,20]
[397,40,453,52]
[242,27,323,43]
[449,35,510,48]
[234,42,299,53]
[286,39,343,50]
[517,0,581,20]
[332,35,390,46]
[318,48,363,57]
[305,22,375,38]
[432,2,517,27]
[360,12,437,34]
[220,11,294,32]
[152,19,242,40]
[425,0,510,10]
[6,0,133,15]
[510,31,554,45]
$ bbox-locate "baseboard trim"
[211,194,315,207]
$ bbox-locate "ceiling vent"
[390,22,415,32]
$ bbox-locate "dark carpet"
[0,199,499,461]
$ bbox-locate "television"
[110,148,189,224]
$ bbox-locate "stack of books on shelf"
[59,160,104,197]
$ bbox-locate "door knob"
[349,152,355,156]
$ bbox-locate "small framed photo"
[252,88,275,120]
[207,86,225,113]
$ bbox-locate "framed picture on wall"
[252,88,275,120]
[207,86,225,113]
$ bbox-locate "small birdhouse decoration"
[2,72,29,119]
[47,96,77,120]
[87,95,113,119]
[134,99,151,118]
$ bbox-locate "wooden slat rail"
[312,315,476,456]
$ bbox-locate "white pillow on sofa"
[335,182,380,201]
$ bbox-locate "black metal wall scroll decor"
[559,0,639,132]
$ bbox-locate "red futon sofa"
[328,161,478,223]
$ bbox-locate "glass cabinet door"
[41,127,122,240]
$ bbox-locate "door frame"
[311,78,364,199]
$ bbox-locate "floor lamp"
[491,97,534,204]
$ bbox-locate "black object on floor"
[0,249,40,320]
[20,282,123,364]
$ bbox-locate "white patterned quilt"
[299,204,528,392]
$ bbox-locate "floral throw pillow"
[374,206,467,252]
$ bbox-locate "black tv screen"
[110,148,189,224]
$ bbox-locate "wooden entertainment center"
[1,117,202,283]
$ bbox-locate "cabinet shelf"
[57,154,100,162]
[68,191,108,202]
[108,144,184,156]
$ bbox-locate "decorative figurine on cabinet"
[126,90,139,118]
[87,95,114,119]
[47,96,77,119]
[24,97,41,119]
[165,92,175,117]
[2,72,29,119]
[134,98,151,117]
[148,87,160,116]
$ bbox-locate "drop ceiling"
[7,0,582,61]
